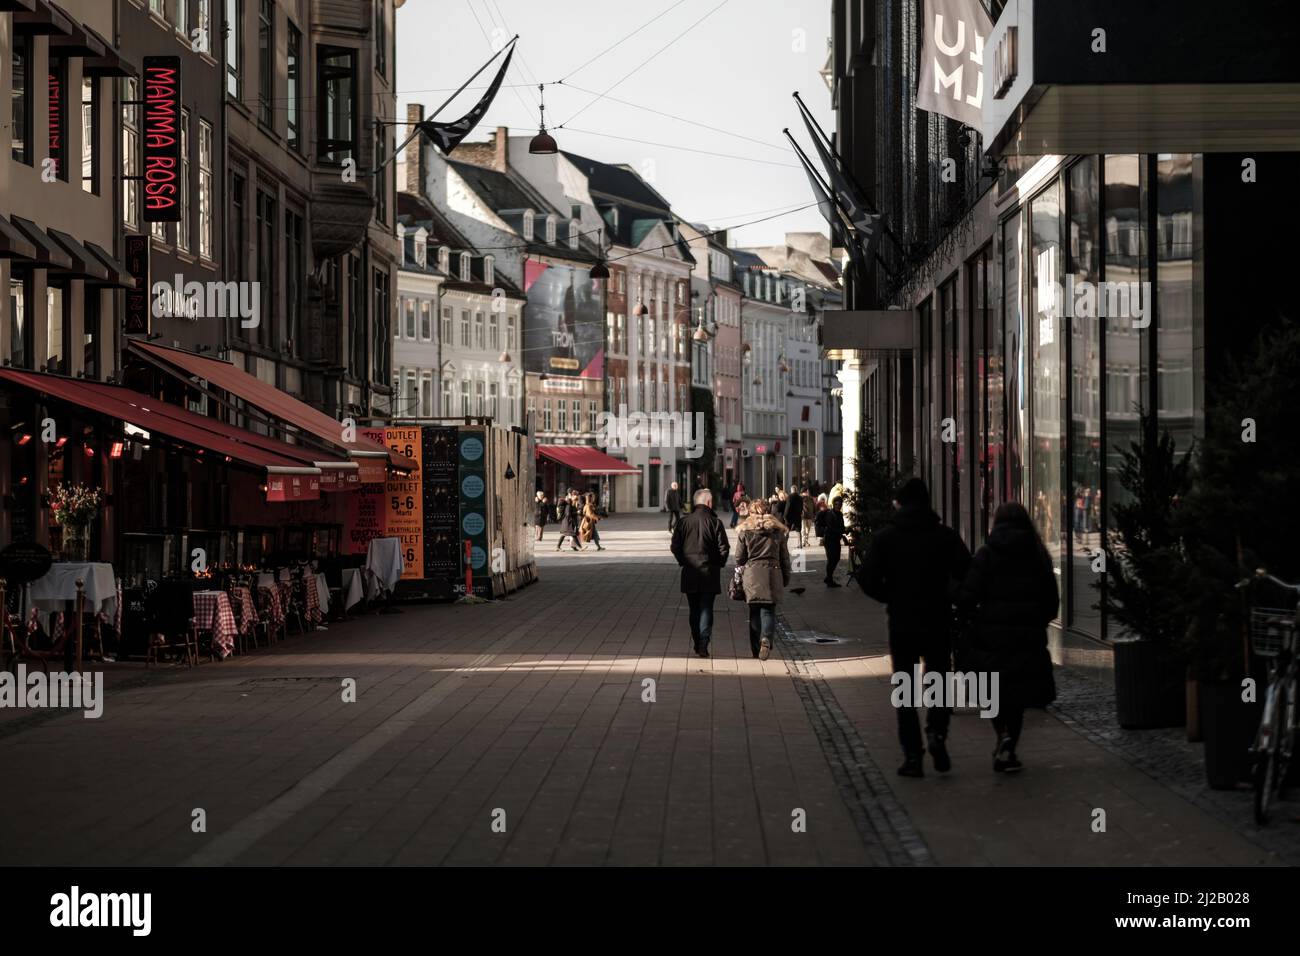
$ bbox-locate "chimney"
[494,126,508,172]
[405,102,425,194]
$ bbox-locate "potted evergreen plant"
[1096,410,1191,729]
[1173,319,1300,788]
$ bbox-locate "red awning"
[129,341,417,472]
[0,369,318,476]
[537,444,640,475]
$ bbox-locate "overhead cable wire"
[555,0,692,83]
[557,0,732,129]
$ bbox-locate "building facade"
[734,252,789,499]
[827,0,1300,660]
[508,141,696,511]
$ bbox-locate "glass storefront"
[1068,156,1103,637]
[1029,181,1065,616]
[912,152,1203,639]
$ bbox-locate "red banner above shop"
[265,474,320,502]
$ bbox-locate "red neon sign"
[142,57,181,223]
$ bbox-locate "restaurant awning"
[12,0,72,35]
[48,3,106,58]
[81,23,134,77]
[537,444,640,475]
[128,340,418,473]
[46,229,109,282]
[0,215,38,261]
[9,217,73,271]
[81,241,136,289]
[0,369,319,478]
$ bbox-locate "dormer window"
[522,210,534,241]
[546,215,557,244]
[484,255,494,286]
[414,227,428,268]
[568,219,578,250]
[438,246,450,273]
[459,252,472,282]
[396,223,406,264]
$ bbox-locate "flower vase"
[62,525,90,562]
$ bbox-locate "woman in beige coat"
[734,498,792,660]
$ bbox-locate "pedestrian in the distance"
[801,487,816,547]
[534,490,549,542]
[730,481,746,528]
[734,498,792,661]
[580,492,606,552]
[956,502,1059,773]
[859,478,971,778]
[783,484,804,547]
[554,489,581,552]
[665,481,683,532]
[670,488,730,658]
[817,495,846,587]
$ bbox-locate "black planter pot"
[1198,678,1259,790]
[1114,639,1186,729]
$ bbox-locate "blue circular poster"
[461,474,485,499]
[460,437,484,461]
[462,512,485,536]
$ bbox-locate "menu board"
[421,426,460,579]
[384,426,423,579]
[457,429,491,597]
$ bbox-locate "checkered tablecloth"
[228,586,258,636]
[277,581,294,617]
[193,591,237,660]
[303,577,321,624]
[258,585,284,627]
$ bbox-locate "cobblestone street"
[0,514,1293,866]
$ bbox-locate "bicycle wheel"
[1277,678,1297,801]
[1254,697,1285,825]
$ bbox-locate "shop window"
[1068,155,1102,638]
[8,275,31,369]
[81,76,98,194]
[1029,180,1064,617]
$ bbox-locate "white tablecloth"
[365,537,404,593]
[341,568,366,610]
[29,562,117,627]
[314,572,330,613]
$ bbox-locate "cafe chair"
[256,586,285,644]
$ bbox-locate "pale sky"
[395,0,836,249]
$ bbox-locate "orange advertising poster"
[384,427,423,579]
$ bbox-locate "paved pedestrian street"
[0,514,1292,867]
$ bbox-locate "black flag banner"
[795,97,883,262]
[419,43,516,155]
[786,129,866,276]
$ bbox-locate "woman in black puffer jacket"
[957,502,1060,773]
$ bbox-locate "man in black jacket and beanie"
[670,489,730,658]
[859,478,971,777]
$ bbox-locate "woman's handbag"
[728,565,746,602]
[952,618,994,673]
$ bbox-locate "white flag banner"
[916,0,992,128]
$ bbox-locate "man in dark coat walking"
[670,489,730,658]
[783,485,804,544]
[859,478,971,778]
[665,482,683,532]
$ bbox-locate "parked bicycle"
[1239,568,1298,825]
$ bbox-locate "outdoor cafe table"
[28,562,117,632]
[228,585,258,637]
[192,590,237,660]
[313,572,330,620]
